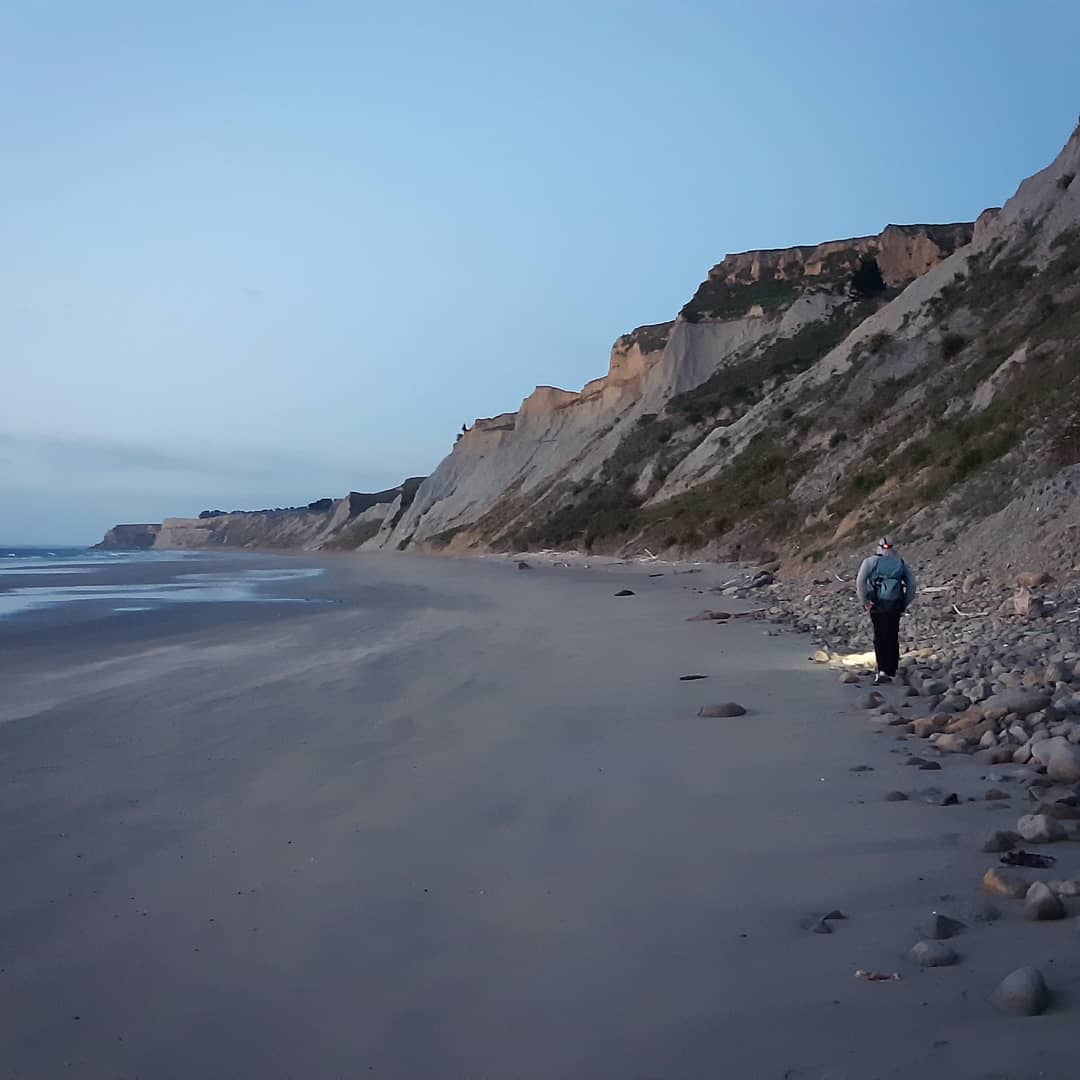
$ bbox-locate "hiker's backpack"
[870,555,907,613]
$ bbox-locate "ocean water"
[0,546,326,618]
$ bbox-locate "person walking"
[855,537,916,685]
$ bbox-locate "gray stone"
[981,690,1053,722]
[1047,744,1080,783]
[922,913,965,940]
[1024,881,1067,921]
[840,671,860,684]
[697,702,747,718]
[909,940,958,967]
[978,830,1020,853]
[1016,814,1066,843]
[1030,736,1069,766]
[884,790,909,802]
[857,691,885,710]
[991,967,1050,1015]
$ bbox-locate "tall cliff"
[97,126,1080,572]
[362,220,975,554]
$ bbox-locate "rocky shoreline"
[697,558,1080,1016]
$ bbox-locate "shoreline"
[2,551,1079,1076]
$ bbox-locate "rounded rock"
[697,702,747,718]
[991,966,1049,1015]
[1024,881,1066,921]
[909,940,958,967]
[983,866,1030,898]
[1016,814,1066,843]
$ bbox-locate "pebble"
[909,940,958,967]
[884,790,909,802]
[697,702,746,717]
[613,589,635,597]
[991,966,1049,1015]
[985,788,1011,800]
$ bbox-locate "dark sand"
[2,552,1077,1078]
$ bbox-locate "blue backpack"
[871,555,907,613]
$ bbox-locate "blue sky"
[2,1,1077,543]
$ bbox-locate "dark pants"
[870,610,902,676]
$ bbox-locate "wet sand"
[1,552,1077,1078]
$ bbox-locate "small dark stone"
[922,913,966,940]
[919,761,943,771]
[698,702,746,717]
[516,561,531,570]
[822,910,847,921]
[885,790,909,802]
[849,764,874,772]
[905,756,929,767]
[679,674,708,681]
[942,793,960,806]
[614,589,635,597]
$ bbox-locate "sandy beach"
[1,551,1077,1079]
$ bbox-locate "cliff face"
[94,524,161,550]
[364,220,973,554]
[97,127,1080,573]
[115,480,425,553]
[377,126,1077,572]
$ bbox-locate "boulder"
[1013,588,1045,619]
[977,830,1020,853]
[909,940,958,967]
[980,690,1052,722]
[933,733,971,753]
[1030,736,1069,766]
[1024,881,1066,921]
[983,866,1030,898]
[1047,744,1080,783]
[1017,814,1066,843]
[991,967,1049,1015]
[1016,571,1051,588]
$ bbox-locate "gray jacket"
[856,554,917,610]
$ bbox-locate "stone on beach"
[1046,744,1080,783]
[687,610,732,621]
[1024,881,1066,921]
[922,913,965,940]
[978,830,1020,853]
[983,866,1031,898]
[909,940,958,967]
[1016,814,1065,843]
[613,589,635,597]
[991,967,1050,1015]
[884,790,908,801]
[857,691,885,710]
[697,702,747,717]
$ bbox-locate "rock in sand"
[909,940,958,967]
[922,913,965,940]
[983,866,1031,898]
[697,702,747,718]
[991,967,1049,1015]
[1016,814,1066,843]
[978,830,1020,853]
[1024,881,1066,921]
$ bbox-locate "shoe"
[873,673,892,686]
